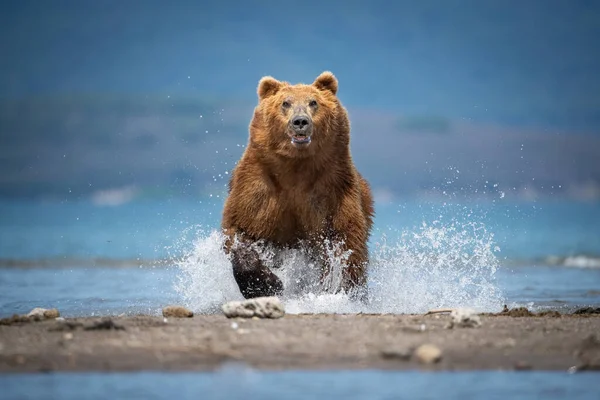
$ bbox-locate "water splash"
[173,214,505,314]
[367,219,504,313]
[173,228,243,313]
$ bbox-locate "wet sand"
[1,312,599,373]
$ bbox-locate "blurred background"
[1,0,599,202]
[1,1,599,316]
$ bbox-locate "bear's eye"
[309,100,318,107]
[282,101,291,109]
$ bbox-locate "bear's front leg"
[229,241,283,299]
[318,236,368,295]
[221,176,285,299]
[319,195,370,299]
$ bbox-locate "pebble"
[414,344,443,364]
[514,361,532,370]
[380,348,412,361]
[0,314,29,325]
[162,306,194,318]
[449,308,482,328]
[63,332,74,341]
[222,297,285,319]
[27,308,46,318]
[573,307,600,315]
[27,308,60,320]
[567,366,578,374]
[43,309,61,319]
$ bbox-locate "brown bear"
[221,71,374,299]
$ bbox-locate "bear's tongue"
[291,134,311,144]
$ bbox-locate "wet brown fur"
[222,71,374,298]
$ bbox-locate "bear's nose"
[292,116,310,132]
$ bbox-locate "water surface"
[1,199,599,316]
[1,369,598,400]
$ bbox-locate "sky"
[0,0,599,201]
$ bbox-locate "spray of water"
[367,219,504,313]
[173,228,243,313]
[173,212,505,314]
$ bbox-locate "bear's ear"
[313,71,338,95]
[257,76,282,100]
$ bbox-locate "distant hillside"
[1,95,599,201]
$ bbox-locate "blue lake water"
[1,260,599,317]
[1,369,599,400]
[0,198,599,316]
[2,198,599,262]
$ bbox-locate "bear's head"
[249,71,350,159]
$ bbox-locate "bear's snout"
[289,114,313,146]
[291,115,312,133]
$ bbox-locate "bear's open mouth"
[291,134,311,145]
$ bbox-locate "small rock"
[63,332,74,341]
[43,309,60,319]
[567,366,578,374]
[162,306,194,318]
[537,310,562,318]
[222,297,285,319]
[514,361,532,370]
[414,344,443,364]
[449,308,482,328]
[0,314,30,325]
[380,348,412,361]
[573,307,600,315]
[27,308,46,318]
[27,308,60,320]
[500,306,534,317]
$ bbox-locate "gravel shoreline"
[1,312,599,373]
